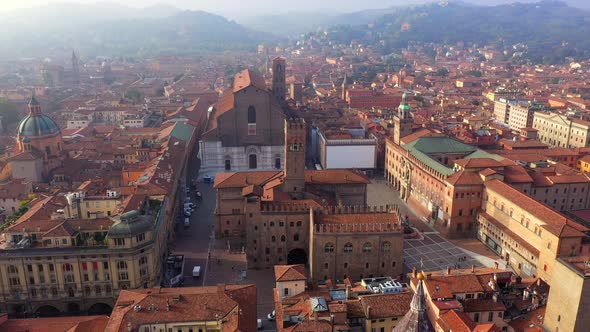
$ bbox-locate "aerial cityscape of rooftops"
[2,0,590,331]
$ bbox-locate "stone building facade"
[309,207,404,282]
[199,63,287,177]
[214,118,404,281]
[0,202,170,317]
[533,111,590,148]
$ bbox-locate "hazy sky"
[1,0,585,18]
[0,0,408,17]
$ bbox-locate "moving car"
[203,175,215,183]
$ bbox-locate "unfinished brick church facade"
[214,117,404,282]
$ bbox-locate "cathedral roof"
[233,69,267,93]
[392,280,434,332]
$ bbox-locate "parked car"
[257,319,263,330]
[184,208,192,217]
[203,175,215,183]
[184,217,190,228]
[192,265,201,278]
[184,202,194,210]
[267,310,275,321]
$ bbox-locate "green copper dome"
[108,210,153,237]
[17,95,60,138]
[17,114,61,138]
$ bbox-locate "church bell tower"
[272,57,287,104]
[393,93,413,145]
[283,118,306,196]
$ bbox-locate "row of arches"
[32,302,112,317]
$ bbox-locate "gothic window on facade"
[381,242,391,252]
[344,243,353,253]
[248,106,256,135]
[325,243,334,253]
[275,157,281,169]
[225,159,231,171]
[363,243,372,253]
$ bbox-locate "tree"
[125,90,142,104]
[0,98,20,127]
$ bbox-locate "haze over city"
[1,0,589,17]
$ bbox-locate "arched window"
[296,221,302,227]
[363,242,372,253]
[324,243,335,253]
[271,236,276,242]
[249,154,257,169]
[344,243,353,253]
[248,106,256,123]
[270,221,275,227]
[68,288,75,297]
[293,234,300,241]
[381,241,391,252]
[281,235,286,242]
[225,159,231,171]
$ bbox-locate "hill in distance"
[0,3,268,60]
[298,0,590,64]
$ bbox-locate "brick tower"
[272,57,287,104]
[283,117,306,196]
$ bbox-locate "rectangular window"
[488,312,493,322]
[225,159,231,171]
[248,123,256,135]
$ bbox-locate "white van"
[192,265,201,278]
[184,218,190,228]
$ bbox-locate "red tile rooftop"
[275,264,307,282]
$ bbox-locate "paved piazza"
[404,233,485,272]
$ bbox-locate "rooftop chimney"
[471,265,475,273]
[447,267,451,275]
[494,262,499,270]
[412,267,417,279]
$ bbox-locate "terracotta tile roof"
[233,69,267,93]
[399,128,442,144]
[454,158,504,169]
[508,307,545,332]
[437,310,476,332]
[284,319,333,332]
[445,170,483,186]
[106,285,256,332]
[484,179,588,237]
[359,292,413,318]
[0,315,108,332]
[479,168,497,177]
[463,299,506,312]
[305,169,370,185]
[214,171,282,189]
[346,299,365,318]
[274,264,307,282]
